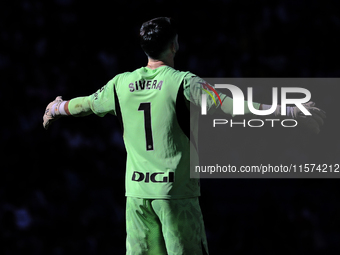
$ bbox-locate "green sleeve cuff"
[68,96,93,117]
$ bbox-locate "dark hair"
[139,17,177,59]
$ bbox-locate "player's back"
[114,66,200,199]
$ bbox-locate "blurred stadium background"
[1,0,340,254]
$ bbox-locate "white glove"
[43,96,67,130]
[270,101,326,134]
[293,101,325,134]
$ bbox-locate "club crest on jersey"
[129,79,163,92]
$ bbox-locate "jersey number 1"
[138,102,154,151]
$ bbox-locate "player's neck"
[146,56,174,69]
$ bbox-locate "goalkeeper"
[43,17,325,255]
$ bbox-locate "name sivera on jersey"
[129,79,164,92]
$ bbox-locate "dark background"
[1,0,340,254]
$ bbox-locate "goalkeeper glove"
[43,96,68,130]
[262,101,326,134]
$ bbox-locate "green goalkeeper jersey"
[68,66,259,199]
[70,66,202,199]
[119,66,196,199]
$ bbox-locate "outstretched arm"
[43,96,93,130]
[43,76,117,130]
[184,74,326,134]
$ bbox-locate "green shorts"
[126,197,209,255]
